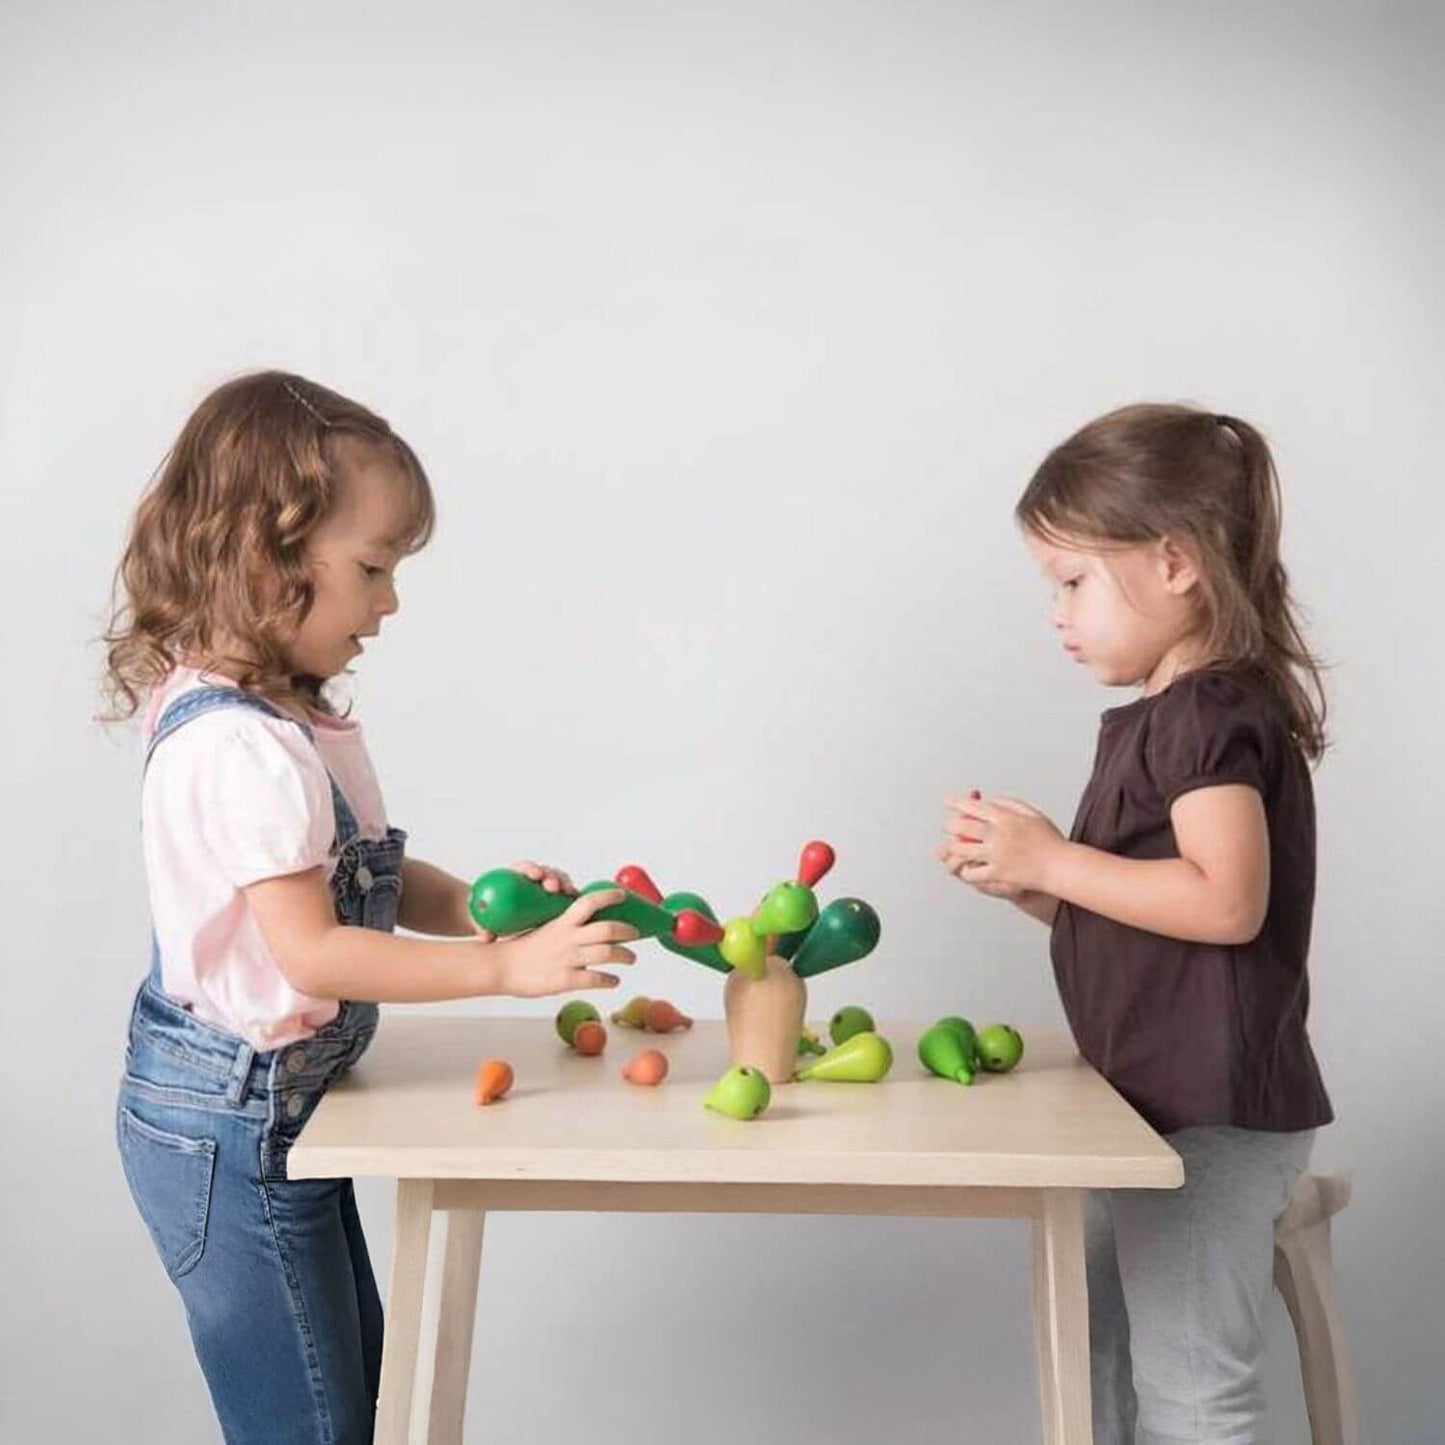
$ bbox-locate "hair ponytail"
[1211,413,1327,758]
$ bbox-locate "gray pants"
[1087,1126,1315,1445]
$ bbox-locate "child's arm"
[244,869,635,1002]
[949,788,1269,946]
[397,858,474,936]
[397,858,575,938]
[1006,890,1061,927]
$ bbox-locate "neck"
[182,648,318,723]
[1143,636,1209,697]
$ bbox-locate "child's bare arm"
[1008,891,1061,926]
[950,787,1269,946]
[1043,786,1269,944]
[396,858,473,936]
[244,870,634,1002]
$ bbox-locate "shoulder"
[1143,666,1287,802]
[146,701,332,809]
[143,697,339,882]
[1152,665,1285,733]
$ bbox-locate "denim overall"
[116,685,406,1445]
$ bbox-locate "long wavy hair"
[101,370,434,720]
[1016,402,1327,760]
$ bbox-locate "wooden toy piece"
[918,1020,978,1085]
[661,889,716,920]
[468,868,571,935]
[724,954,806,1084]
[703,1065,772,1120]
[721,917,768,979]
[658,890,731,974]
[622,1049,669,1086]
[829,1005,875,1046]
[469,869,681,940]
[473,1059,514,1105]
[614,865,663,904]
[574,880,682,939]
[789,898,882,978]
[774,924,807,962]
[797,839,836,888]
[610,997,651,1029]
[751,880,817,938]
[643,999,693,1033]
[672,910,724,947]
[555,1000,601,1047]
[977,1023,1025,1073]
[571,1021,608,1056]
[795,1031,893,1083]
[797,1025,827,1057]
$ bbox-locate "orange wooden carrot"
[474,1058,514,1105]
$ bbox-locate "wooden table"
[290,1018,1182,1445]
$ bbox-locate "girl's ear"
[1157,536,1203,596]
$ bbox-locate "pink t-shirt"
[141,667,392,1050]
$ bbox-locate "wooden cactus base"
[723,954,806,1084]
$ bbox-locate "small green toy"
[977,1023,1025,1073]
[795,1030,894,1083]
[829,1005,876,1047]
[918,1018,979,1085]
[704,1066,773,1120]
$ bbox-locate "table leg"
[377,1179,436,1445]
[1032,1189,1092,1445]
[1032,1205,1060,1445]
[425,1208,488,1445]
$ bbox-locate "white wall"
[3,2,1440,1440]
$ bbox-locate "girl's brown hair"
[1016,402,1327,759]
[102,370,434,720]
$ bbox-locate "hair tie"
[282,379,330,428]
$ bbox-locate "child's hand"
[469,858,577,943]
[512,858,576,894]
[940,793,1067,894]
[938,789,1003,888]
[492,888,638,997]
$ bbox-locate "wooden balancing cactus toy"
[468,840,881,1084]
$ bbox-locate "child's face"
[1025,529,1202,691]
[287,442,413,681]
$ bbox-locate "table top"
[288,1017,1182,1190]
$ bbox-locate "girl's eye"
[360,563,389,579]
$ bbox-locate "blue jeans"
[118,979,385,1445]
[118,681,407,1443]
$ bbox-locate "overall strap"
[145,684,359,847]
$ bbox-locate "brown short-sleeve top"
[1050,665,1333,1135]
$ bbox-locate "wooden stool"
[1273,1173,1368,1445]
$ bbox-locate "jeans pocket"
[117,1105,217,1280]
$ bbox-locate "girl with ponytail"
[938,403,1333,1443]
